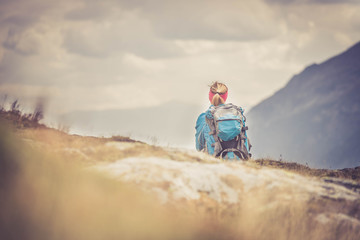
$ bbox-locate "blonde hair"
[210,81,228,106]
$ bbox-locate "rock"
[92,156,360,239]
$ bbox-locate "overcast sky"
[0,0,359,119]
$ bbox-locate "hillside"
[248,41,360,169]
[1,111,360,240]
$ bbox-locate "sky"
[0,0,359,121]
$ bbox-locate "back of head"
[209,82,228,106]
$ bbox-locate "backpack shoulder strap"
[205,106,223,156]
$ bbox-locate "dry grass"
[14,124,215,166]
[1,124,241,240]
[252,158,360,183]
[1,116,360,240]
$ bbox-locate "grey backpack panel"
[206,103,251,160]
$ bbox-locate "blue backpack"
[205,103,251,160]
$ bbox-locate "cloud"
[60,0,281,58]
[265,0,359,5]
[0,0,58,26]
[65,2,113,21]
[268,2,360,63]
[0,0,359,117]
[62,17,184,59]
[62,28,113,58]
[3,28,41,56]
[118,0,282,41]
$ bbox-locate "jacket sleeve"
[195,113,206,151]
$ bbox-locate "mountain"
[248,41,360,169]
[61,101,203,147]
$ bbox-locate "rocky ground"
[90,145,360,239]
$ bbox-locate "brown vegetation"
[1,108,359,240]
[0,102,45,129]
[253,158,360,183]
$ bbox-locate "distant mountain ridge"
[62,101,203,147]
[248,41,360,169]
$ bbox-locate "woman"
[195,82,251,160]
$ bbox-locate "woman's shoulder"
[197,112,206,118]
[196,106,212,122]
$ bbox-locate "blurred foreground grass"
[0,123,212,240]
[0,125,283,240]
[1,111,360,240]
